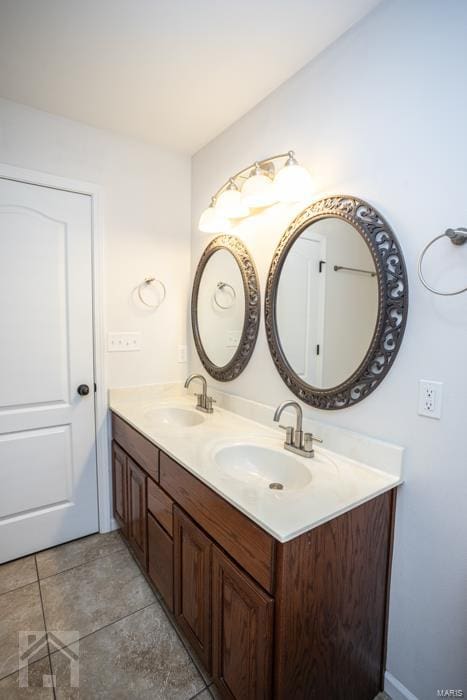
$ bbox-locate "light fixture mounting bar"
[211,151,294,202]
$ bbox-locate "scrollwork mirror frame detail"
[192,234,260,381]
[265,195,408,409]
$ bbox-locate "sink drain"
[269,482,284,490]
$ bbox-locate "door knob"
[77,384,90,396]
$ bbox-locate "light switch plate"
[107,332,142,352]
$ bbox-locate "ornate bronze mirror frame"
[192,234,260,381]
[265,195,408,409]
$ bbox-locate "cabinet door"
[148,512,173,611]
[174,506,212,672]
[112,441,128,537]
[127,457,147,569]
[212,546,274,700]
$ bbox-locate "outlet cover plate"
[418,379,443,419]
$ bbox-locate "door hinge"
[94,383,97,393]
[319,260,326,273]
[316,344,320,356]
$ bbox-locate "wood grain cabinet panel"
[148,512,173,611]
[273,491,394,700]
[147,478,173,536]
[127,458,148,570]
[161,452,275,593]
[112,441,128,537]
[212,546,274,700]
[174,506,212,673]
[112,413,159,481]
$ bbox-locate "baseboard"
[385,671,419,700]
[100,517,119,533]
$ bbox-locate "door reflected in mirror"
[197,248,246,367]
[276,218,378,389]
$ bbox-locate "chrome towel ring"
[418,227,467,296]
[137,277,166,309]
[214,281,236,309]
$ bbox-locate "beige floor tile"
[50,603,205,699]
[0,583,46,680]
[0,556,37,596]
[36,532,125,579]
[0,656,54,698]
[40,548,155,644]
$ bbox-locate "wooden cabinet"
[112,441,128,536]
[127,457,147,569]
[111,411,396,700]
[212,547,273,699]
[148,513,173,610]
[174,506,212,673]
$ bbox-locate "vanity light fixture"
[198,197,232,234]
[198,151,313,233]
[215,179,250,219]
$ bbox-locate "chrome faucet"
[273,400,322,458]
[184,374,215,413]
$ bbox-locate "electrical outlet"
[418,380,443,419]
[177,345,187,363]
[107,332,142,352]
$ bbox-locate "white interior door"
[276,234,326,386]
[0,177,98,563]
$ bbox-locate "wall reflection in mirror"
[192,235,260,381]
[197,248,245,367]
[276,218,378,389]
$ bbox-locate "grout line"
[36,544,128,583]
[34,555,57,700]
[47,601,158,658]
[0,578,40,599]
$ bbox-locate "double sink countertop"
[109,384,403,543]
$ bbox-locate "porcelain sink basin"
[213,443,312,491]
[144,406,205,428]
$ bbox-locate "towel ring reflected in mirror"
[137,277,166,309]
[214,281,237,310]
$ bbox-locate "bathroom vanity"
[110,391,400,700]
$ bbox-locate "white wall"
[191,1,467,697]
[0,97,191,389]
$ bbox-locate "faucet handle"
[303,432,323,453]
[279,424,294,446]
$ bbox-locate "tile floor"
[0,531,392,699]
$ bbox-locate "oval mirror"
[265,196,408,409]
[192,235,260,381]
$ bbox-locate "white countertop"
[109,385,402,543]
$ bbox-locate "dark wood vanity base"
[111,412,395,700]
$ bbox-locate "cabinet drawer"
[160,452,275,594]
[112,413,159,481]
[148,513,173,611]
[148,478,173,536]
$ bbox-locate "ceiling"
[0,0,381,154]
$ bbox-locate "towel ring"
[137,277,166,309]
[418,227,467,296]
[214,281,236,309]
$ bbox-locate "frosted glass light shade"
[241,173,278,208]
[215,188,250,219]
[275,163,314,203]
[198,205,230,234]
